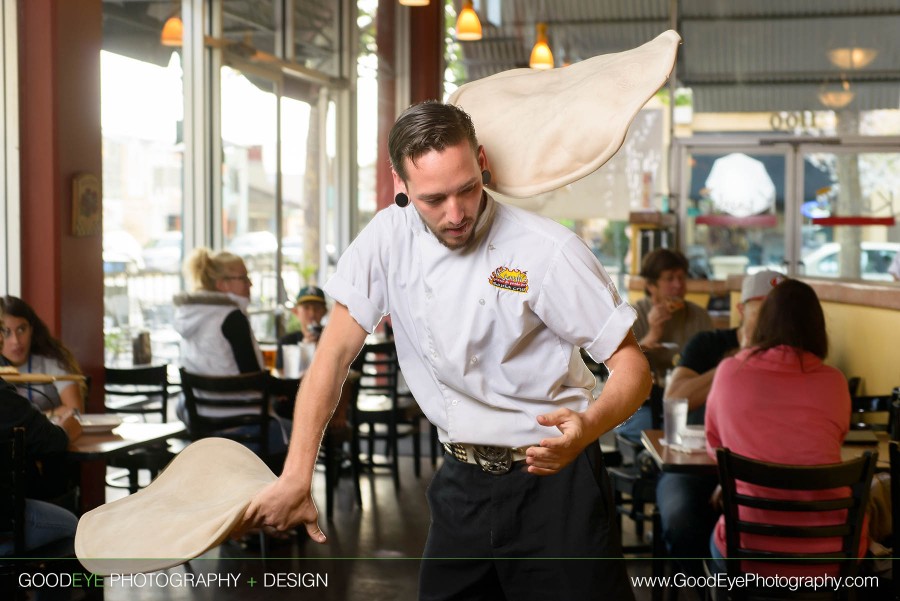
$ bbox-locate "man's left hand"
[527,408,594,476]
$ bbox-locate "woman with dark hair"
[705,279,862,576]
[0,302,82,556]
[0,296,85,412]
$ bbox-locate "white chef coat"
[325,196,636,448]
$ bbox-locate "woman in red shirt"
[705,278,862,577]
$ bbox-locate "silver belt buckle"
[473,445,513,475]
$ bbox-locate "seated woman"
[173,247,286,453]
[617,248,713,441]
[0,377,82,555]
[705,279,862,577]
[0,296,85,413]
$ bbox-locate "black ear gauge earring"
[481,170,491,186]
[394,192,409,207]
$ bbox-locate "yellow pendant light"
[529,23,553,70]
[398,0,430,6]
[160,15,183,47]
[456,0,482,41]
[818,78,855,110]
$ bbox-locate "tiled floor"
[90,448,681,601]
[86,378,680,600]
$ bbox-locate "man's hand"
[527,408,595,476]
[641,301,673,348]
[237,478,326,544]
[51,408,83,441]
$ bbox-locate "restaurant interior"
[2,1,900,600]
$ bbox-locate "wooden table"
[68,421,186,461]
[641,428,890,475]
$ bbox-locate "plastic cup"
[299,341,317,374]
[663,397,688,446]
[282,344,301,379]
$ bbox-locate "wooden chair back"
[715,448,876,600]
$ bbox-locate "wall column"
[19,0,104,508]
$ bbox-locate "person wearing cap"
[240,101,652,600]
[655,269,785,579]
[275,285,328,370]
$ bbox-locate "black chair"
[850,394,892,432]
[608,384,664,547]
[179,369,283,472]
[268,373,361,520]
[890,441,899,601]
[607,434,665,601]
[395,371,440,473]
[349,341,422,490]
[104,364,177,493]
[104,364,170,422]
[0,428,80,601]
[712,448,876,601]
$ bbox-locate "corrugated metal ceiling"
[457,0,900,112]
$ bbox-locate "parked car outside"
[142,231,183,273]
[801,241,899,281]
[226,231,277,271]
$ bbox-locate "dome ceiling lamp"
[529,22,553,70]
[827,47,877,70]
[456,0,482,41]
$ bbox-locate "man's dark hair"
[639,248,689,284]
[751,279,828,360]
[388,101,479,182]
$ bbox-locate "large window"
[101,0,186,365]
[678,138,900,283]
[0,0,18,294]
[101,0,352,364]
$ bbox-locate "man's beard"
[429,220,475,250]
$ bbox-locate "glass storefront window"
[292,0,343,77]
[799,151,900,282]
[221,1,277,57]
[219,65,279,340]
[101,0,185,365]
[682,151,787,279]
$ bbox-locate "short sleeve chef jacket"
[325,198,637,448]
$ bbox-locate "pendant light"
[456,0,482,41]
[398,0,430,6]
[529,23,553,70]
[160,15,183,47]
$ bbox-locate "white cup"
[282,344,301,379]
[299,341,317,374]
[662,397,688,446]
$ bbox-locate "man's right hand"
[237,478,326,544]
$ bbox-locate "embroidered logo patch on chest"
[488,266,528,293]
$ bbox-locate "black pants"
[419,442,635,601]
